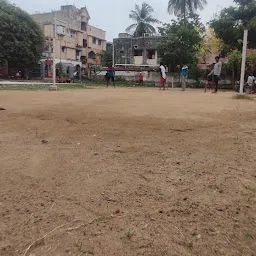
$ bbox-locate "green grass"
[0,83,93,91]
[0,82,158,91]
[125,230,135,240]
[232,94,254,101]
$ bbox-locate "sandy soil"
[0,88,256,256]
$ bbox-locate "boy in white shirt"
[159,62,167,90]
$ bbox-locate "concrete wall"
[91,70,233,88]
[87,25,106,66]
[87,36,106,51]
[44,24,53,37]
[113,36,166,66]
[87,25,106,41]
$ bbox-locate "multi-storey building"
[87,25,107,66]
[32,5,106,78]
[113,33,166,67]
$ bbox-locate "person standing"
[159,62,167,90]
[208,56,222,93]
[106,64,115,88]
[247,73,255,93]
[181,65,189,91]
[138,72,144,86]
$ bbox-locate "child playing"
[138,72,144,86]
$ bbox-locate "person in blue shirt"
[181,65,189,91]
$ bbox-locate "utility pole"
[112,43,115,66]
[239,29,248,94]
[50,17,57,90]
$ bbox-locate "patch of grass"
[58,83,90,90]
[125,230,135,240]
[0,83,93,91]
[74,241,83,252]
[232,94,254,101]
[0,85,48,91]
[247,185,256,194]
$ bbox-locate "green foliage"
[158,14,204,71]
[168,0,207,19]
[0,1,44,69]
[200,28,223,63]
[232,94,254,100]
[126,2,159,37]
[102,43,113,66]
[226,50,256,79]
[233,0,256,27]
[115,76,126,82]
[0,83,90,91]
[125,230,135,240]
[226,50,242,77]
[189,65,204,83]
[209,0,256,54]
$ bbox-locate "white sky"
[10,0,235,41]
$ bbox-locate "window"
[69,30,77,38]
[147,50,156,59]
[88,51,96,59]
[62,47,65,53]
[56,25,65,35]
[98,40,102,46]
[92,37,97,44]
[81,22,87,31]
[83,39,87,48]
[134,49,143,56]
[76,50,81,60]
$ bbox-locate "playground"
[0,88,256,255]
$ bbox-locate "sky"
[10,0,235,41]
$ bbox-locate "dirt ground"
[0,88,256,256]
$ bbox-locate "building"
[87,25,107,66]
[32,5,106,78]
[113,33,166,67]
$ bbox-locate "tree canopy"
[167,0,207,19]
[158,14,204,71]
[126,2,159,37]
[102,43,113,66]
[209,0,256,55]
[199,28,223,64]
[0,1,44,68]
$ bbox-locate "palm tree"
[168,0,207,19]
[126,2,159,37]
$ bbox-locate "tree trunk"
[232,64,235,89]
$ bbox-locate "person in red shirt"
[105,64,115,88]
[138,72,143,86]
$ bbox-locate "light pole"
[50,17,57,90]
[112,43,115,66]
[239,29,248,94]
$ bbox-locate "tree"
[158,14,204,71]
[0,1,44,69]
[168,0,207,19]
[209,0,256,92]
[200,28,223,64]
[126,2,159,37]
[234,0,256,93]
[101,43,113,66]
[226,50,256,86]
[210,5,256,54]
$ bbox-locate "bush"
[189,65,204,83]
[115,76,126,82]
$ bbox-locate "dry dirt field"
[0,88,256,256]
